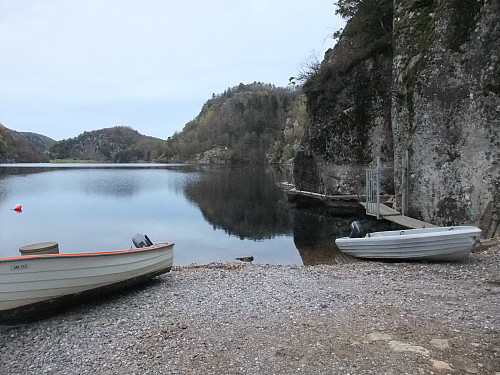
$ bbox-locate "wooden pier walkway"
[359,202,437,229]
[283,185,392,209]
[281,184,436,229]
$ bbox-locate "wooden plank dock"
[280,184,436,229]
[283,185,393,210]
[359,202,437,229]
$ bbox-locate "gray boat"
[335,225,481,261]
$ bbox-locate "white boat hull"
[335,226,481,261]
[0,243,174,313]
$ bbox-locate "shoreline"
[1,246,499,374]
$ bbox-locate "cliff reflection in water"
[292,209,346,265]
[291,206,395,265]
[184,166,293,240]
[183,166,396,265]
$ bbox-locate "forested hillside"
[159,82,306,164]
[49,126,165,162]
[3,83,306,164]
[0,124,54,162]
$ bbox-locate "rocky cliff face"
[294,0,499,234]
[295,0,394,196]
[392,0,499,234]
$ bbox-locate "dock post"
[401,149,409,216]
[365,157,381,219]
[376,157,380,220]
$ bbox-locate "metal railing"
[366,157,381,219]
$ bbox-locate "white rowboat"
[0,242,174,316]
[335,226,481,261]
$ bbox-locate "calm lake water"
[0,164,391,266]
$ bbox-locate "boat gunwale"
[335,226,481,244]
[366,226,480,237]
[0,243,174,263]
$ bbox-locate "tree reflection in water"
[184,166,293,240]
[291,206,395,265]
[184,165,396,265]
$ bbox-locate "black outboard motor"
[132,234,153,248]
[349,221,364,238]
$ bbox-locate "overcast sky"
[0,1,344,141]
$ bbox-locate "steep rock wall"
[392,0,499,231]
[294,0,394,196]
[294,0,499,232]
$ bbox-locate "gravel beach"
[1,246,499,375]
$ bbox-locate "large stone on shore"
[430,359,453,371]
[429,338,450,350]
[450,356,479,374]
[366,332,392,342]
[388,340,430,356]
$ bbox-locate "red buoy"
[13,204,22,213]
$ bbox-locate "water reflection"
[291,206,395,265]
[184,166,292,240]
[81,173,141,197]
[292,210,343,265]
[182,165,397,265]
[0,164,396,265]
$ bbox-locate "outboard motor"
[132,234,153,248]
[349,221,364,238]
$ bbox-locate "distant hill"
[158,82,307,164]
[49,126,166,162]
[0,124,54,163]
[2,82,306,164]
[21,132,56,151]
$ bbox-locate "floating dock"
[359,202,437,229]
[283,185,392,210]
[282,184,436,229]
